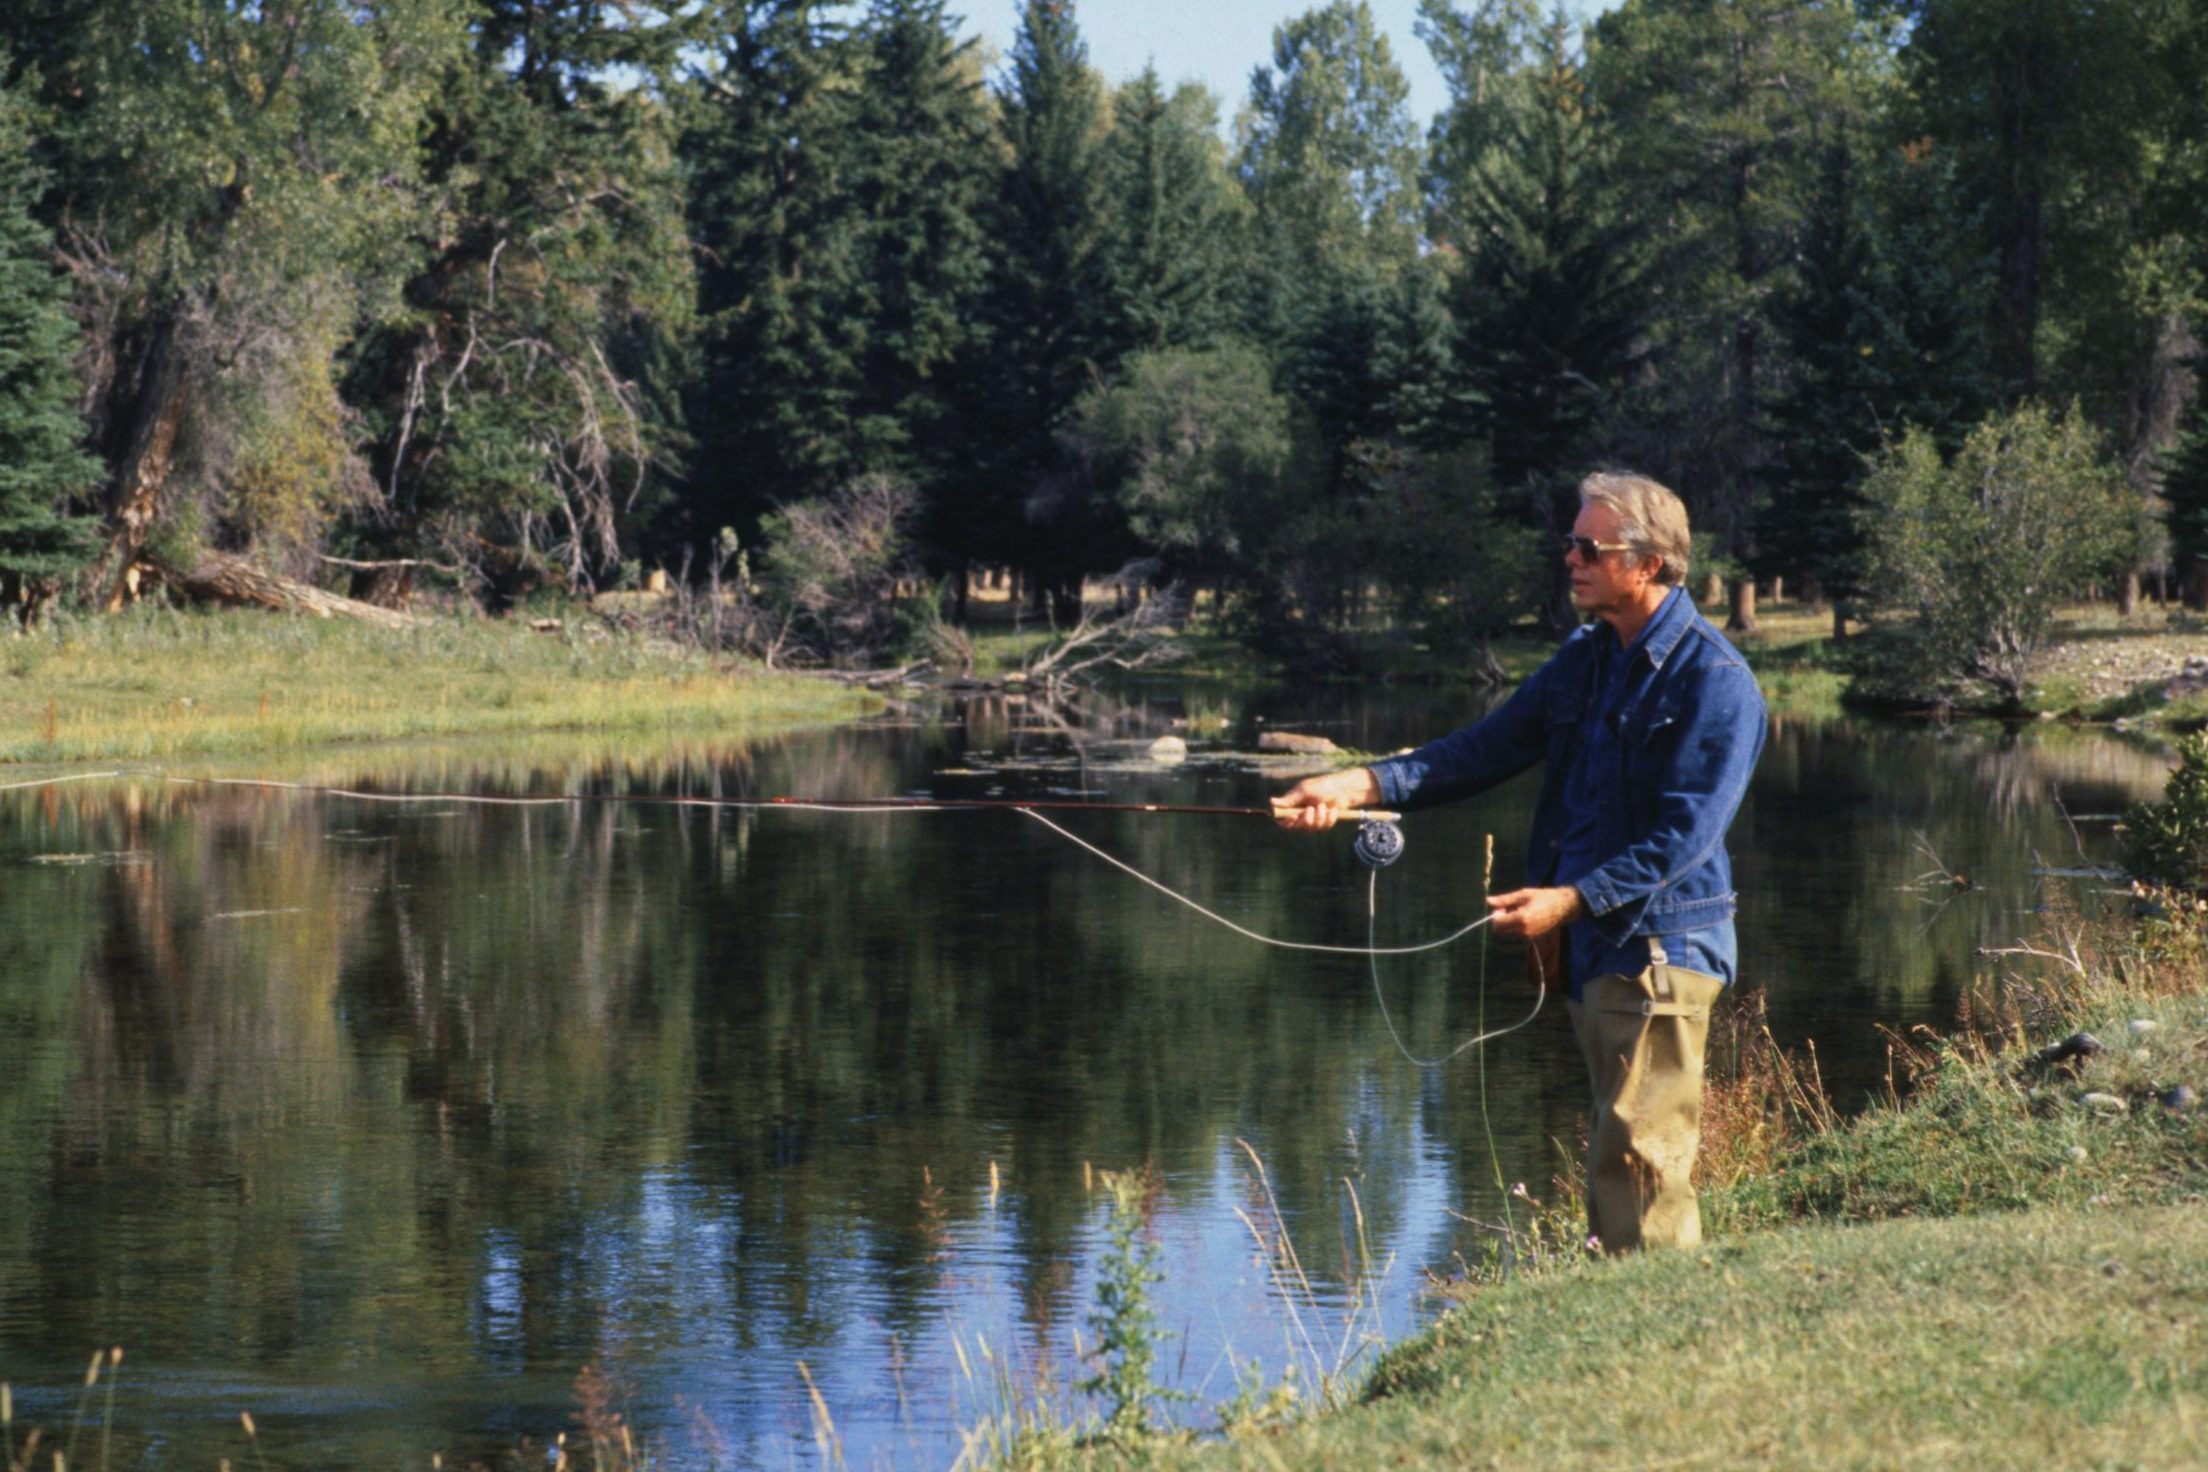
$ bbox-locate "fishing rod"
[7,771,1421,872]
[9,770,1534,1060]
[763,796,1409,868]
[763,794,1398,822]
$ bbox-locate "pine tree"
[1859,141,1998,454]
[1588,0,1873,560]
[1895,0,2155,398]
[0,78,100,596]
[1437,11,1646,508]
[2164,402,2208,607]
[1762,137,1998,606]
[845,0,997,534]
[956,0,1110,583]
[1761,143,1881,599]
[684,2,871,528]
[990,1,1109,437]
[1094,70,1245,358]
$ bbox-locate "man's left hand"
[1486,885,1588,939]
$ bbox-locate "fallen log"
[1257,730,1340,755]
[149,554,420,630]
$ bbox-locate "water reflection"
[0,707,2173,1467]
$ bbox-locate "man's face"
[1565,503,1658,620]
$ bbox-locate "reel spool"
[1353,817,1405,869]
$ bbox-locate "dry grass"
[0,607,877,762]
[1696,987,1842,1193]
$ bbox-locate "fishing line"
[1361,869,1546,1069]
[1013,807,1493,957]
[0,771,123,792]
[65,772,1543,1062]
[1015,808,1544,1066]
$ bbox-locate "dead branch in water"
[1020,562,1189,695]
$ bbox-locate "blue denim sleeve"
[1368,660,1551,811]
[1571,659,1767,941]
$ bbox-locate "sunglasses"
[1561,535,1641,562]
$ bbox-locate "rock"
[2066,1145,2089,1162]
[1257,731,1339,756]
[2159,1084,2198,1112]
[2127,1018,2158,1039]
[2028,1031,2104,1077]
[1146,735,1188,765]
[2078,1091,2128,1115]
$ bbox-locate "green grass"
[2086,682,2208,731]
[995,903,2208,1470]
[0,607,879,763]
[1007,1205,2208,1471]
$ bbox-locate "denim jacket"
[1368,588,1767,952]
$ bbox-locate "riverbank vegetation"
[962,752,2208,1467]
[2,1,2204,684]
[7,585,2201,775]
[0,608,876,762]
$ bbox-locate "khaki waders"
[1564,940,1724,1253]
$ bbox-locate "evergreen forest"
[3,0,2205,668]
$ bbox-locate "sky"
[963,1,1612,130]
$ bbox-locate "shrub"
[1856,403,2137,704]
[751,474,923,666]
[2123,733,2208,890]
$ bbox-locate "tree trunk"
[2185,554,2208,614]
[1831,603,1848,642]
[1471,634,1507,688]
[2118,569,2140,618]
[154,553,418,629]
[1992,70,2044,395]
[1698,571,1724,607]
[98,313,190,612]
[1727,578,1757,634]
[1768,575,1784,604]
[343,562,418,610]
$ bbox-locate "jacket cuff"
[1369,757,1412,809]
[1574,877,1644,945]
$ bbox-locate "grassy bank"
[1,608,879,763]
[1734,600,2208,730]
[999,895,2208,1469]
[1264,1203,2208,1470]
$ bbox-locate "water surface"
[0,692,2171,1467]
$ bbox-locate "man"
[1271,473,1767,1252]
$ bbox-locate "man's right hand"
[1269,767,1383,832]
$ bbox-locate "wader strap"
[1635,938,1697,1015]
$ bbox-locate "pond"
[0,687,2175,1469]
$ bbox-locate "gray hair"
[1579,472,1691,586]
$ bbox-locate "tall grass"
[1,608,877,762]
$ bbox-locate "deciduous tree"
[1858,402,2136,702]
[1,0,462,603]
[346,0,702,596]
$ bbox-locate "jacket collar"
[1632,585,1695,670]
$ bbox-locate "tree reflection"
[0,712,2173,1462]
